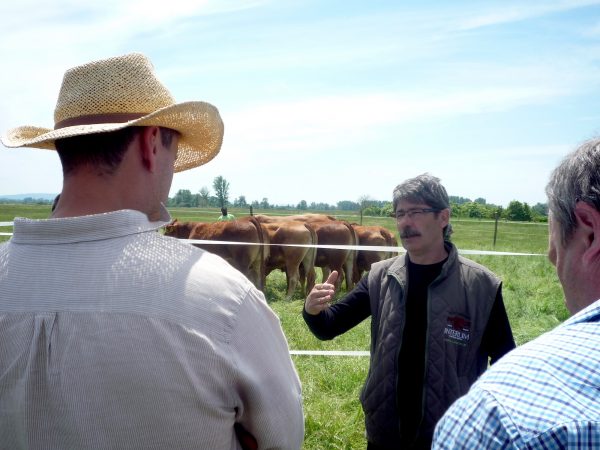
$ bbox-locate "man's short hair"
[393,173,451,240]
[392,173,450,212]
[55,126,179,176]
[546,138,600,245]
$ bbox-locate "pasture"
[0,204,566,449]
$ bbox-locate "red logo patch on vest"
[444,315,471,346]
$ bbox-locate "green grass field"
[0,204,566,449]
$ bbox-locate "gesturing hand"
[304,271,338,315]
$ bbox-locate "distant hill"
[0,193,57,202]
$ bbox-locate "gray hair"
[393,173,450,211]
[546,138,600,245]
[393,173,452,240]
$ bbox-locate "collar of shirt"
[11,206,171,245]
[559,298,600,328]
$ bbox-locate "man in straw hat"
[432,139,600,449]
[0,53,303,449]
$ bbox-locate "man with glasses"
[303,173,515,450]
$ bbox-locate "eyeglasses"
[395,208,440,220]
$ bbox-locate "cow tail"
[303,223,318,295]
[342,221,359,290]
[380,227,398,259]
[248,216,266,291]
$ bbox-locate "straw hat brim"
[1,101,224,173]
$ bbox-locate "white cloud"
[456,0,600,30]
[219,82,571,162]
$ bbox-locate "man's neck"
[407,244,448,265]
[52,169,155,220]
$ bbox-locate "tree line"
[0,180,547,223]
[167,176,549,223]
[449,196,548,222]
[0,197,53,205]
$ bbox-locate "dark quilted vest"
[359,242,500,447]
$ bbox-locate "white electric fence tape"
[0,221,546,256]
[182,239,546,257]
[289,350,370,356]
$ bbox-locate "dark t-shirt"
[397,257,445,447]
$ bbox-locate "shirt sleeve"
[432,387,515,450]
[302,275,371,340]
[229,287,304,449]
[481,285,516,365]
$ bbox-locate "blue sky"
[2,0,600,207]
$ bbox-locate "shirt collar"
[11,206,172,245]
[561,298,600,327]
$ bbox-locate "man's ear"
[139,126,161,172]
[574,202,600,263]
[440,208,450,227]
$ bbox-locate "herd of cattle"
[163,213,399,298]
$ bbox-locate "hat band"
[54,113,147,130]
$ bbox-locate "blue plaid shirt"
[433,299,600,449]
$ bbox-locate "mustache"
[400,228,421,239]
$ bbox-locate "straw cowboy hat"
[0,52,224,172]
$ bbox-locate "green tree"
[506,200,532,221]
[381,202,394,217]
[449,196,472,205]
[212,176,230,208]
[363,206,383,216]
[260,198,270,209]
[531,202,548,217]
[297,200,308,210]
[310,202,333,210]
[462,202,486,219]
[337,200,359,211]
[198,187,210,207]
[358,195,373,224]
[172,189,193,207]
[234,195,248,207]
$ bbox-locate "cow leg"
[231,249,263,291]
[320,265,344,290]
[299,265,306,293]
[286,265,301,300]
[340,247,357,291]
[298,265,316,297]
[249,259,263,291]
[343,257,355,291]
[353,251,366,285]
[321,266,330,283]
[305,267,316,296]
[324,264,345,291]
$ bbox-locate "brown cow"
[255,214,358,291]
[163,217,265,290]
[351,224,399,283]
[257,220,317,299]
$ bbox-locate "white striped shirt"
[0,209,303,450]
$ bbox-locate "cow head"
[163,218,182,237]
